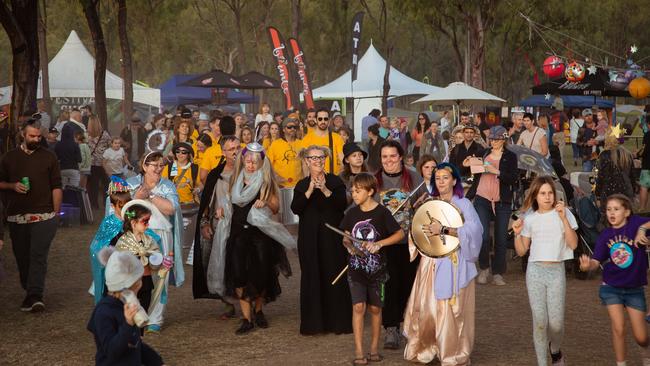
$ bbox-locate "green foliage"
[0,0,648,110]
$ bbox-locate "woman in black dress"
[225,142,291,334]
[291,144,352,335]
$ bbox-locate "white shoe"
[477,269,489,285]
[492,274,506,286]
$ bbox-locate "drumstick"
[331,265,348,285]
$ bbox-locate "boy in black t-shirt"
[339,173,404,365]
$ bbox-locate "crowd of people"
[4,101,650,366]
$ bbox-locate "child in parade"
[88,249,165,366]
[339,173,404,365]
[115,202,171,318]
[90,177,162,304]
[579,194,650,366]
[512,176,578,365]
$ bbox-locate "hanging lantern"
[542,56,565,78]
[565,61,586,82]
[629,77,650,99]
[609,71,630,90]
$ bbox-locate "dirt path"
[0,219,641,365]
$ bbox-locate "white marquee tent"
[312,43,441,140]
[0,30,160,107]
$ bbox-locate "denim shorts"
[640,170,650,188]
[599,285,647,312]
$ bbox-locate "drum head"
[410,200,464,258]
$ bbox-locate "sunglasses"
[317,117,329,121]
[306,155,326,161]
[285,125,298,130]
[175,150,190,155]
[137,217,150,226]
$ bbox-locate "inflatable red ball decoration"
[542,56,565,78]
[565,61,586,82]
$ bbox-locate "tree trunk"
[117,0,133,128]
[81,0,108,130]
[37,0,51,117]
[0,0,40,149]
[291,0,301,40]
[468,10,486,89]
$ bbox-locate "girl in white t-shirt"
[102,137,132,177]
[255,103,273,126]
[512,176,578,366]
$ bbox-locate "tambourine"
[410,199,464,258]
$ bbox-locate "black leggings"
[87,165,108,209]
[137,275,154,312]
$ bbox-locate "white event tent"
[0,30,160,107]
[312,43,441,141]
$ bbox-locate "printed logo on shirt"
[607,235,634,269]
[350,218,382,274]
[379,188,410,232]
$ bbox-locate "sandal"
[367,353,384,362]
[351,357,368,365]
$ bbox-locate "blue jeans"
[571,143,580,161]
[582,159,594,172]
[473,195,511,275]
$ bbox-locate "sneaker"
[20,296,45,313]
[477,269,489,285]
[492,274,506,286]
[235,319,255,335]
[255,311,269,329]
[145,324,161,334]
[383,326,399,349]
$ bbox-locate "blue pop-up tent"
[159,75,258,106]
[519,95,614,108]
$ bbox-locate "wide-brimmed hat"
[172,142,194,157]
[342,142,367,160]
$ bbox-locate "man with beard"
[301,108,344,174]
[304,108,317,136]
[449,125,485,179]
[192,135,244,321]
[268,117,302,187]
[0,119,62,312]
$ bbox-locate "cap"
[48,127,59,134]
[172,142,194,156]
[488,125,508,140]
[101,248,145,292]
[181,108,192,119]
[332,111,342,118]
[582,108,593,117]
[342,142,368,160]
[198,112,209,121]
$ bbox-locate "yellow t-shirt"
[268,138,302,187]
[192,143,205,167]
[200,144,223,172]
[162,162,197,204]
[191,129,199,140]
[262,138,272,150]
[300,131,344,175]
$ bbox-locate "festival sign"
[267,27,296,111]
[351,12,364,82]
[288,38,315,110]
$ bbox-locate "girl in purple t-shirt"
[580,194,650,366]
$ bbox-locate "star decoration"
[631,45,638,54]
[545,93,551,100]
[609,71,619,82]
[587,65,597,75]
[610,124,626,139]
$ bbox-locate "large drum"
[410,199,464,258]
[280,188,299,225]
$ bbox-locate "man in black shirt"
[0,120,62,312]
[449,125,485,179]
[576,110,599,172]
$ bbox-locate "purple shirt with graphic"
[593,215,650,288]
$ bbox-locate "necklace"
[384,170,402,178]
